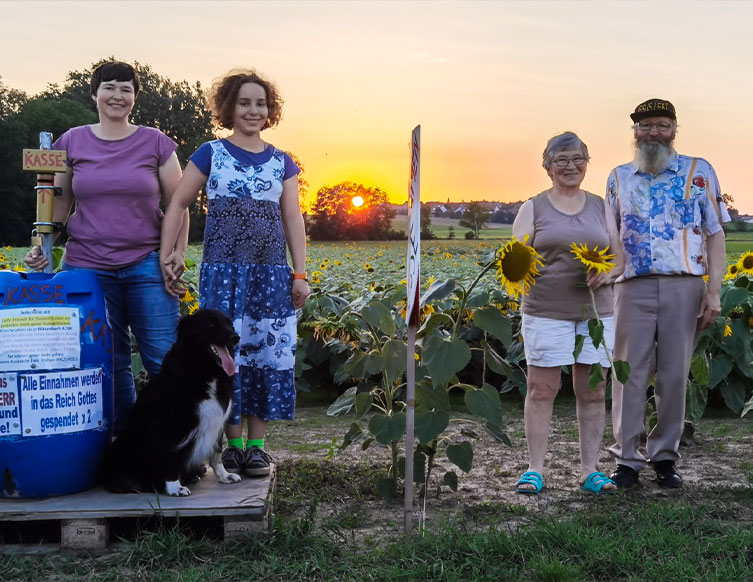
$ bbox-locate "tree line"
[0,59,504,247]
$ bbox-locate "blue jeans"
[63,251,179,434]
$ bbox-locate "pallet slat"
[0,465,275,549]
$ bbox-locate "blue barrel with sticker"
[0,270,114,498]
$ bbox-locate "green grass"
[4,499,753,581]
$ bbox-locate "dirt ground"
[266,397,753,533]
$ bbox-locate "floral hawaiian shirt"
[606,153,730,280]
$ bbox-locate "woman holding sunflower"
[511,132,623,494]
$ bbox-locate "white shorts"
[521,313,615,368]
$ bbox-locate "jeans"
[63,251,179,434]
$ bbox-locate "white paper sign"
[406,125,421,324]
[0,373,21,436]
[0,306,80,371]
[20,368,103,436]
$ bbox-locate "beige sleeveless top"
[521,191,614,320]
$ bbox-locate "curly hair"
[208,69,283,131]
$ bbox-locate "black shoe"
[221,446,245,474]
[653,460,683,488]
[243,446,272,477]
[610,465,640,489]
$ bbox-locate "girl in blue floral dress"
[160,70,310,477]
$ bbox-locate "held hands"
[160,249,188,297]
[24,246,48,271]
[291,278,310,309]
[698,288,721,331]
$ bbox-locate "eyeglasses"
[634,122,674,133]
[552,156,587,167]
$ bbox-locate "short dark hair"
[208,69,283,131]
[90,61,140,97]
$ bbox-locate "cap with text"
[630,98,676,123]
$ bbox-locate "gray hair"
[542,132,590,170]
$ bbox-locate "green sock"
[247,438,264,450]
[227,437,244,450]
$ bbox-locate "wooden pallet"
[0,465,275,550]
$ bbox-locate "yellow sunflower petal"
[494,235,544,299]
[738,251,753,275]
[570,242,615,275]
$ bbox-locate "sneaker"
[221,446,245,474]
[243,446,272,477]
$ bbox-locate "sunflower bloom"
[179,290,194,303]
[724,324,733,337]
[310,271,322,284]
[738,251,753,275]
[725,263,740,281]
[494,236,544,299]
[570,243,615,274]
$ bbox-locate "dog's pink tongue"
[213,345,236,376]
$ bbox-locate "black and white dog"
[101,308,242,496]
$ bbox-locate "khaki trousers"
[609,275,705,471]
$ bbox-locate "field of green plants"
[3,232,753,496]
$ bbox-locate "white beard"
[633,141,673,175]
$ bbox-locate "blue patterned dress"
[193,140,298,423]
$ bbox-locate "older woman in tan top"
[512,132,623,494]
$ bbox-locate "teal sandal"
[516,471,543,494]
[581,471,616,494]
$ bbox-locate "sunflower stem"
[588,285,616,370]
[452,260,495,341]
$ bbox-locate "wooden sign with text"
[22,149,67,173]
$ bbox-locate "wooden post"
[22,132,67,273]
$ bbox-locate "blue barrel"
[0,270,114,498]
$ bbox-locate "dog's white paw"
[166,480,191,496]
[214,466,242,484]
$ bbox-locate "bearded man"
[606,99,730,489]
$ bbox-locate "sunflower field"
[3,239,753,496]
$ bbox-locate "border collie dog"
[101,308,242,496]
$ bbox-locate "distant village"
[392,201,753,227]
[392,201,525,225]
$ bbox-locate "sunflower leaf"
[421,279,456,304]
[587,319,604,349]
[588,362,604,390]
[473,306,513,346]
[422,334,472,388]
[613,360,630,384]
[573,334,585,359]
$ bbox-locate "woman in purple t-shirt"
[25,61,189,434]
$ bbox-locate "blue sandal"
[581,471,616,494]
[516,471,543,494]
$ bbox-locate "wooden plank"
[0,466,274,521]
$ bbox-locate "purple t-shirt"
[53,125,177,269]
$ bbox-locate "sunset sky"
[3,1,753,211]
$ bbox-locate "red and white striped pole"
[404,125,421,535]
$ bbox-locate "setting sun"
[351,196,364,208]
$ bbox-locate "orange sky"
[3,1,753,212]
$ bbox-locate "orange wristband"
[293,272,308,280]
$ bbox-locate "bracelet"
[293,272,308,281]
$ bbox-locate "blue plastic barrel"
[0,270,114,498]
